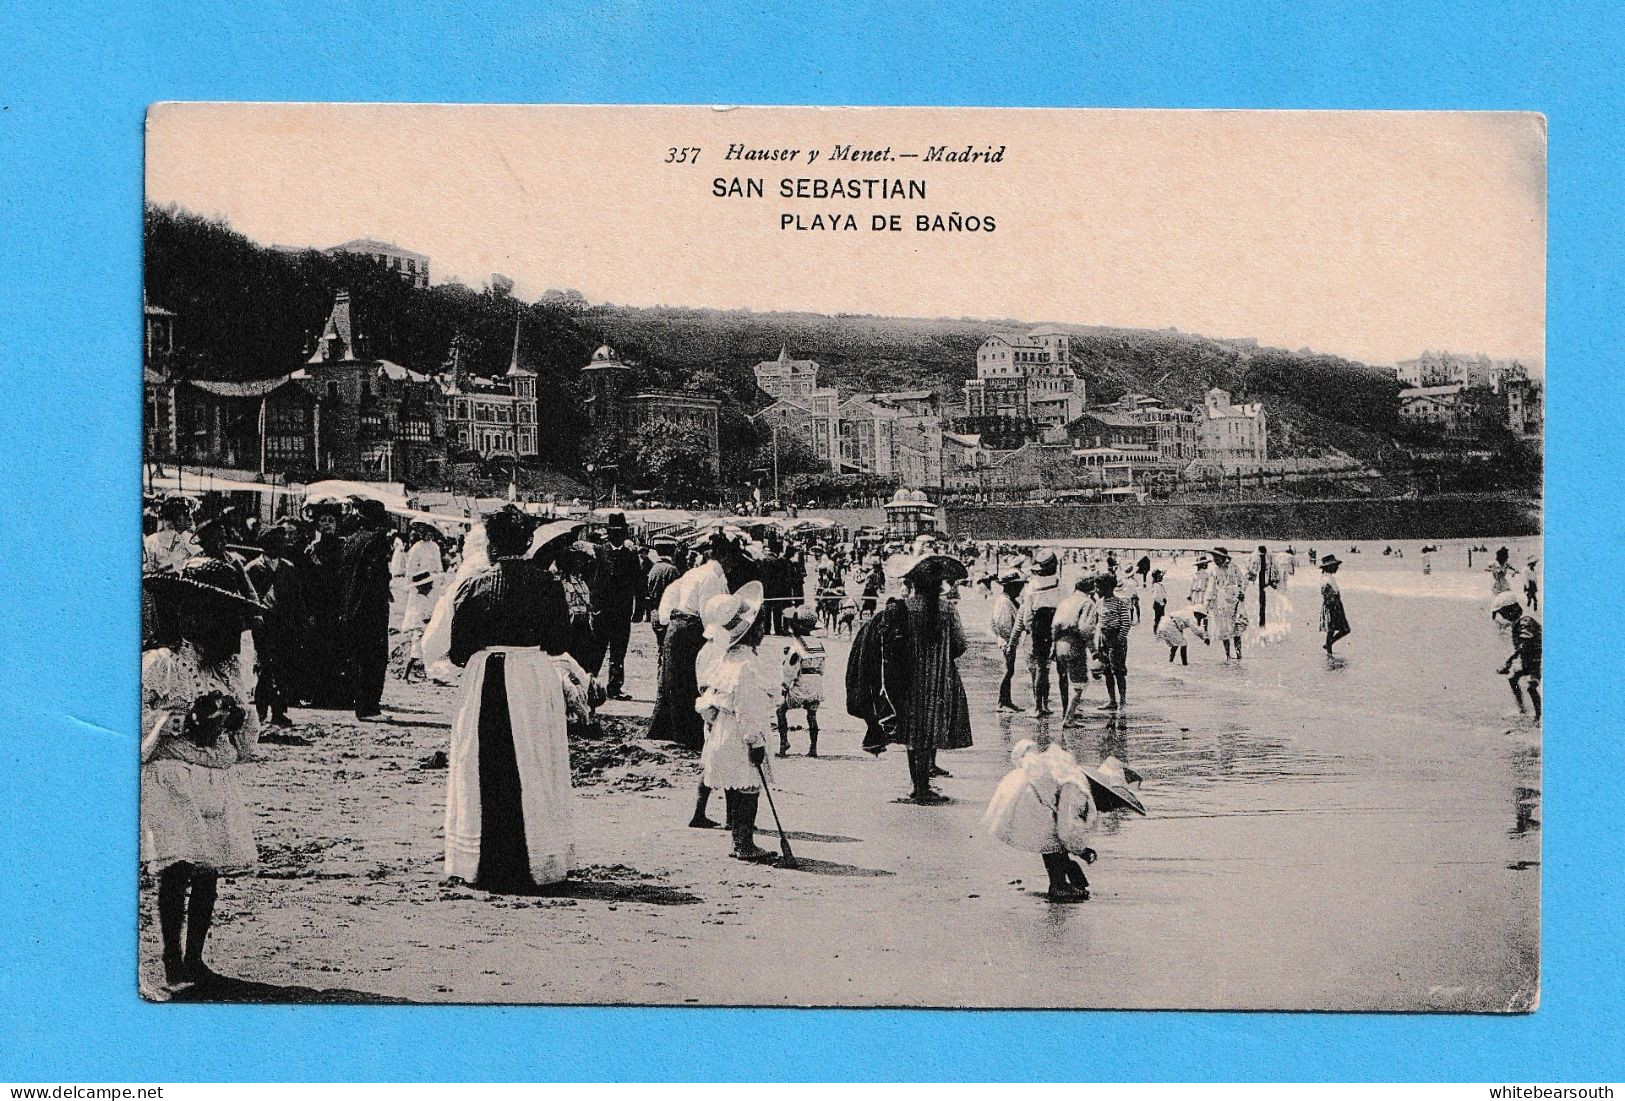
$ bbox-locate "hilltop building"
[754,345,826,402]
[580,344,722,473]
[438,319,540,459]
[291,290,445,483]
[751,349,945,488]
[144,298,322,481]
[1395,351,1527,391]
[956,329,1087,447]
[327,238,431,289]
[1194,387,1268,474]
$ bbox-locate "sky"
[146,105,1546,369]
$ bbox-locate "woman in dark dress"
[432,509,575,892]
[879,554,972,805]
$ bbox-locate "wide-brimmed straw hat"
[1031,550,1059,574]
[884,552,969,584]
[1211,545,1231,560]
[701,581,765,647]
[1082,755,1147,816]
[1319,554,1342,570]
[997,567,1025,584]
[1490,591,1521,616]
[143,563,265,619]
[526,520,582,561]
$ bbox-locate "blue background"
[1,0,1619,1082]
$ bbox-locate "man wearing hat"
[1014,550,1063,717]
[589,512,644,701]
[244,523,309,728]
[644,540,681,654]
[337,498,396,719]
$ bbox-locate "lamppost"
[771,421,780,505]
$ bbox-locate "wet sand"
[139,539,1539,1010]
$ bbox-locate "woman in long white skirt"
[428,509,576,892]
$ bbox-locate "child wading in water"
[982,738,1147,902]
[1156,604,1208,665]
[1492,592,1542,720]
[696,582,780,864]
[141,690,259,987]
[777,607,825,758]
[1318,554,1351,654]
[1095,573,1133,711]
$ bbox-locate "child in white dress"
[777,608,825,758]
[1155,604,1209,665]
[141,685,259,986]
[982,739,1147,903]
[696,582,779,864]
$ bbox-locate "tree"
[625,426,718,502]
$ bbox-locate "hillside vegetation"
[147,203,1408,479]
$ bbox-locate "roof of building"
[584,344,628,371]
[757,396,814,418]
[291,358,429,384]
[505,317,536,377]
[1399,383,1466,398]
[186,376,304,399]
[1070,411,1145,429]
[756,344,820,372]
[874,389,936,403]
[1202,388,1265,419]
[328,237,429,262]
[630,390,720,408]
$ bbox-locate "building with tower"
[957,328,1087,447]
[439,318,541,460]
[291,290,446,484]
[579,344,722,474]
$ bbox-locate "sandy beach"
[139,537,1540,1010]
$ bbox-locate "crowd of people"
[139,494,1537,988]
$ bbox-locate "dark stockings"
[157,861,218,984]
[905,748,943,801]
[1041,851,1089,898]
[689,783,716,828]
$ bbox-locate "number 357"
[665,146,701,164]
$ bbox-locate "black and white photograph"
[138,104,1543,1010]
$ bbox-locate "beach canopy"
[145,471,301,498]
[304,479,407,508]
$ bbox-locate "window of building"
[326,381,339,400]
[265,434,308,464]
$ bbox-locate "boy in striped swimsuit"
[1095,574,1133,712]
